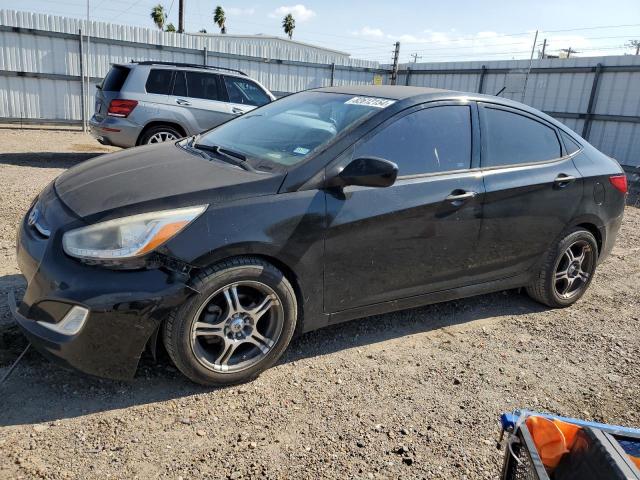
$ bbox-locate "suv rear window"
[146,69,173,94]
[101,66,130,92]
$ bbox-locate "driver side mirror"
[326,157,398,189]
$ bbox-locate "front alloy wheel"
[190,281,284,373]
[163,257,298,386]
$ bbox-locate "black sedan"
[10,86,627,385]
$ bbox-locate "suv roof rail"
[133,61,247,76]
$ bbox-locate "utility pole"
[521,29,538,102]
[178,0,185,33]
[627,40,640,55]
[561,47,578,58]
[410,53,422,63]
[390,42,400,85]
[540,38,547,58]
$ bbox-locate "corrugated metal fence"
[397,57,640,167]
[1,9,639,167]
[0,10,384,125]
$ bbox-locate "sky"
[2,0,640,63]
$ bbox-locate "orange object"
[137,221,188,255]
[552,419,582,450]
[526,416,570,469]
[630,455,640,470]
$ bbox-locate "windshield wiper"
[192,142,256,172]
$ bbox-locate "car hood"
[54,142,285,219]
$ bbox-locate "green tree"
[150,4,167,30]
[214,6,226,34]
[282,13,295,39]
[165,23,176,32]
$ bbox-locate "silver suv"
[90,61,275,148]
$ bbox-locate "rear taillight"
[107,99,138,118]
[609,175,628,194]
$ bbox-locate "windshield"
[196,91,394,169]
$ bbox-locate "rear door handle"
[445,190,477,202]
[176,99,191,106]
[554,174,576,186]
[232,107,245,115]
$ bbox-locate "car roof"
[313,85,570,133]
[116,62,248,79]
[313,85,450,100]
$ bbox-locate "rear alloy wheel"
[140,125,182,145]
[163,258,297,386]
[526,228,598,308]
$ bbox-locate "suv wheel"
[140,125,182,145]
[162,257,298,386]
[526,228,598,308]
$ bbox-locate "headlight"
[62,205,207,260]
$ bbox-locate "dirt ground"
[0,128,638,480]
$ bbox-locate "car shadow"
[0,152,102,169]
[0,283,545,427]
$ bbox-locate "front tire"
[526,228,598,308]
[163,257,297,386]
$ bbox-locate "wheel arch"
[567,214,605,257]
[136,121,188,145]
[190,246,307,335]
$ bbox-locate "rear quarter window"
[101,66,130,92]
[560,131,582,155]
[145,69,173,94]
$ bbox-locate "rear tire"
[163,257,297,386]
[139,125,182,145]
[526,228,598,308]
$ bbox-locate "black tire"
[526,227,598,308]
[162,257,297,386]
[139,125,183,145]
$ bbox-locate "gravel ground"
[0,128,638,480]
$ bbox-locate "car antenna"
[495,86,506,97]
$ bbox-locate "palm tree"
[282,13,295,40]
[165,23,176,32]
[214,6,226,34]
[150,4,167,31]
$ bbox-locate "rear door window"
[172,71,221,101]
[481,107,561,167]
[101,66,130,91]
[223,76,271,107]
[145,69,173,94]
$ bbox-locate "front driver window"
[355,105,472,176]
[224,76,271,107]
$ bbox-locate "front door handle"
[176,98,191,106]
[232,107,245,115]
[445,190,477,203]
[554,174,576,186]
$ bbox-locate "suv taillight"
[609,175,628,194]
[107,99,138,118]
